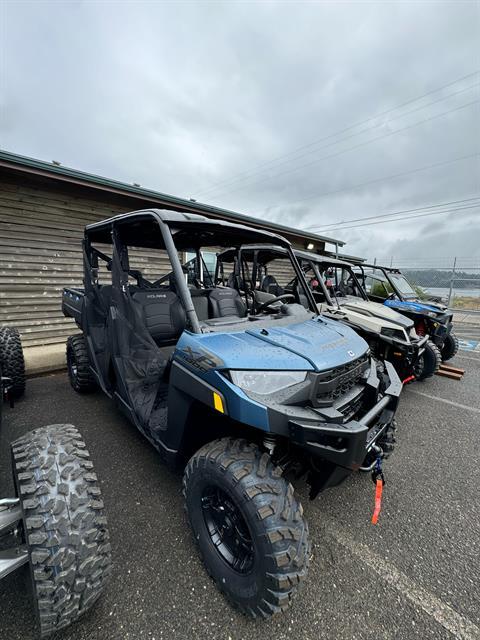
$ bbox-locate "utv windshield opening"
[388,273,417,298]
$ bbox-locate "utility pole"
[447,257,457,306]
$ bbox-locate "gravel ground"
[0,349,479,640]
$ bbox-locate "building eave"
[0,149,345,248]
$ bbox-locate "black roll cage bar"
[297,256,370,306]
[215,245,319,315]
[353,263,408,300]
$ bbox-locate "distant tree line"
[402,269,480,289]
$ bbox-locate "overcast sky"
[1,0,479,262]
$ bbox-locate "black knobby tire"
[377,418,397,459]
[183,438,310,618]
[0,326,26,399]
[66,334,96,393]
[11,424,112,637]
[441,332,459,362]
[0,362,3,430]
[416,340,441,380]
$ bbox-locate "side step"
[436,363,465,380]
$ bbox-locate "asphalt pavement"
[0,348,479,640]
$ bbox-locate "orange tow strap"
[371,479,383,525]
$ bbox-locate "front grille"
[312,354,369,408]
[340,393,365,422]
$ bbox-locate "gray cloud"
[1,0,479,260]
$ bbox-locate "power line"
[218,99,479,201]
[312,203,480,232]
[203,81,479,200]
[194,70,480,198]
[262,152,479,212]
[305,196,480,230]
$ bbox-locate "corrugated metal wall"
[0,176,170,347]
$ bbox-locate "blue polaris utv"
[354,263,459,362]
[62,209,402,618]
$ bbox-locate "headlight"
[229,370,307,395]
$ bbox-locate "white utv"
[293,251,441,381]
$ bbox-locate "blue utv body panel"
[174,316,368,373]
[172,316,370,432]
[384,299,442,314]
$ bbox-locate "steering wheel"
[255,294,295,314]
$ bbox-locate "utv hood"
[339,298,413,329]
[182,317,369,373]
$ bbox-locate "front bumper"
[267,359,402,473]
[429,317,453,346]
[380,334,427,378]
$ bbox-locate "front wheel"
[416,340,441,380]
[183,438,310,617]
[441,332,459,361]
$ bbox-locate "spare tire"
[11,424,112,637]
[0,326,26,399]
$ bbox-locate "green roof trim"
[0,149,344,247]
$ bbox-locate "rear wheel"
[0,326,26,399]
[183,438,310,617]
[66,335,96,393]
[416,340,441,380]
[441,332,459,361]
[0,363,4,430]
[11,424,112,637]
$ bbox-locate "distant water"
[426,287,480,298]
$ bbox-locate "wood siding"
[0,177,170,347]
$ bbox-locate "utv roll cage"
[351,262,415,301]
[215,244,322,314]
[84,210,319,330]
[292,251,371,305]
[215,246,370,310]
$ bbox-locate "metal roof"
[0,149,345,248]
